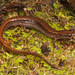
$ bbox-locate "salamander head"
[67,29,75,38]
[57,29,75,39]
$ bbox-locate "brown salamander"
[0,16,75,69]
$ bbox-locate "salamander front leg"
[53,39,57,48]
[53,39,59,49]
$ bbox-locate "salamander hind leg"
[18,23,29,33]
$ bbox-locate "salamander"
[0,16,75,69]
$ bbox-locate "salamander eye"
[70,29,74,32]
[67,33,72,37]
